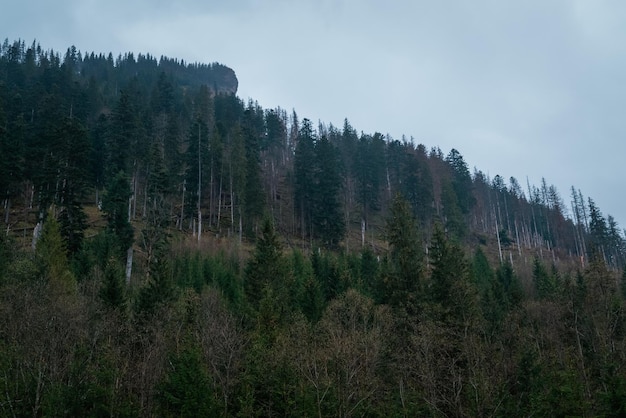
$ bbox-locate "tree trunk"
[180,179,185,231]
[198,124,202,242]
[125,247,133,285]
[3,197,10,225]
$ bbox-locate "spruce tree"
[242,108,265,234]
[312,135,345,248]
[244,218,288,311]
[99,257,126,309]
[427,224,478,326]
[102,171,134,252]
[37,214,76,293]
[384,194,423,314]
[294,118,316,239]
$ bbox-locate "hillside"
[1,39,626,416]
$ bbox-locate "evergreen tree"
[360,247,380,298]
[106,89,140,177]
[427,224,478,325]
[244,218,288,312]
[184,118,209,229]
[354,133,385,224]
[532,257,556,299]
[157,344,218,417]
[294,118,316,238]
[400,145,434,224]
[496,260,523,307]
[0,93,25,224]
[102,171,134,252]
[102,171,134,285]
[383,194,423,313]
[446,148,475,215]
[441,178,466,239]
[99,257,126,309]
[312,135,345,248]
[292,250,324,322]
[135,251,174,317]
[36,214,76,293]
[242,107,265,234]
[55,117,90,254]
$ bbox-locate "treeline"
[2,39,626,416]
[1,39,624,267]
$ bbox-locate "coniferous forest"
[2,39,626,417]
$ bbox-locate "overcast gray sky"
[3,0,626,226]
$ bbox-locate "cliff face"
[213,65,238,94]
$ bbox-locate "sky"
[3,0,626,226]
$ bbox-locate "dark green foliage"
[245,218,289,313]
[471,247,493,296]
[72,230,121,281]
[383,194,423,312]
[446,148,475,215]
[471,248,503,328]
[600,365,626,418]
[427,224,477,325]
[42,344,137,417]
[496,261,523,307]
[294,118,316,236]
[36,215,76,292]
[100,257,126,309]
[402,148,434,223]
[360,246,380,298]
[441,178,467,239]
[354,132,385,223]
[311,250,351,303]
[0,233,12,283]
[135,194,174,316]
[102,171,134,251]
[135,251,174,317]
[184,118,209,218]
[3,38,626,418]
[170,250,243,307]
[292,250,324,322]
[588,197,608,256]
[106,90,141,177]
[157,344,218,417]
[621,266,626,300]
[242,105,266,233]
[312,135,345,247]
[532,257,556,299]
[58,199,88,256]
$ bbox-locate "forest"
[1,38,626,417]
